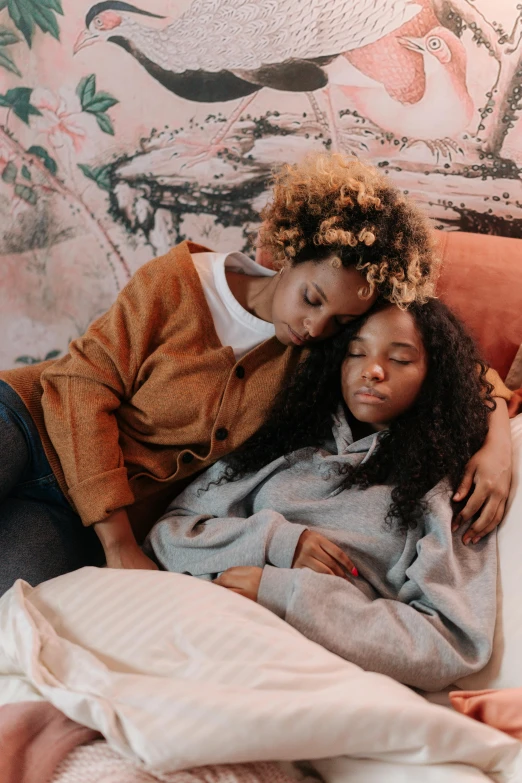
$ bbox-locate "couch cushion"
[435,231,522,379]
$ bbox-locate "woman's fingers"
[298,558,338,577]
[293,531,358,578]
[454,484,488,528]
[463,497,505,544]
[319,538,357,576]
[453,462,476,503]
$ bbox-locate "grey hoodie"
[146,407,496,692]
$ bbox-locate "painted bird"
[74,0,423,157]
[331,25,474,150]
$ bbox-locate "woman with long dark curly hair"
[146,300,498,691]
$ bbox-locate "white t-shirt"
[191,251,276,360]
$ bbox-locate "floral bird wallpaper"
[1,0,521,367]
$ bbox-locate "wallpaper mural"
[1,0,522,367]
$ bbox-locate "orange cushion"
[450,688,522,740]
[436,231,522,380]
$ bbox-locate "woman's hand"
[214,566,263,601]
[105,544,159,571]
[95,508,158,570]
[292,530,358,578]
[453,399,512,544]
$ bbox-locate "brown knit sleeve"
[40,254,179,525]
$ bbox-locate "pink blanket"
[51,743,303,783]
[1,702,302,783]
[0,701,101,783]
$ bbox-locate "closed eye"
[303,289,321,307]
[391,359,412,365]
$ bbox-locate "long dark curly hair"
[215,300,495,532]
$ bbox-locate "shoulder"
[120,241,214,309]
[422,479,454,527]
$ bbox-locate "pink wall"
[0,0,521,367]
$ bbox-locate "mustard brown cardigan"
[0,241,510,541]
[0,242,299,541]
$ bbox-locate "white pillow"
[457,414,522,690]
[0,568,519,779]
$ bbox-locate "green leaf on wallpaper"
[14,182,37,204]
[0,46,21,75]
[0,25,19,45]
[77,162,112,191]
[6,0,34,46]
[85,92,118,113]
[0,87,41,123]
[15,349,61,365]
[27,145,58,175]
[2,160,17,183]
[4,0,62,46]
[77,75,119,122]
[76,74,97,109]
[15,355,40,365]
[94,111,115,135]
[21,164,30,179]
[39,0,63,16]
[30,3,60,40]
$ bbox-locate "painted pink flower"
[33,89,87,153]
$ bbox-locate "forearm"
[485,367,512,403]
[95,508,137,558]
[486,397,510,448]
[147,508,307,577]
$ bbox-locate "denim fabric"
[0,380,103,596]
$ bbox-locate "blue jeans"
[0,380,103,596]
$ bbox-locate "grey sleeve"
[146,507,307,579]
[145,455,306,578]
[257,488,497,692]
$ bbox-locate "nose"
[362,362,385,382]
[304,313,338,339]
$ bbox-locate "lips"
[288,325,309,346]
[354,385,386,401]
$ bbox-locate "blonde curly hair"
[260,152,438,307]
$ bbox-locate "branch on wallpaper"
[0,126,131,287]
[110,125,522,244]
[430,1,522,158]
[476,47,522,157]
[381,167,522,228]
[432,0,503,61]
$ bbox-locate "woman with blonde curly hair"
[0,153,509,594]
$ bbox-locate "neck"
[225,270,279,323]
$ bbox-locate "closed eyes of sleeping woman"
[146,300,498,692]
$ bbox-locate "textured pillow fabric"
[435,231,522,380]
[450,688,522,741]
[456,415,522,691]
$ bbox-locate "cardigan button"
[181,452,194,464]
[215,427,228,441]
[235,365,245,379]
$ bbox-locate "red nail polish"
[351,566,359,577]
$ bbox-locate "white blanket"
[0,568,520,782]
